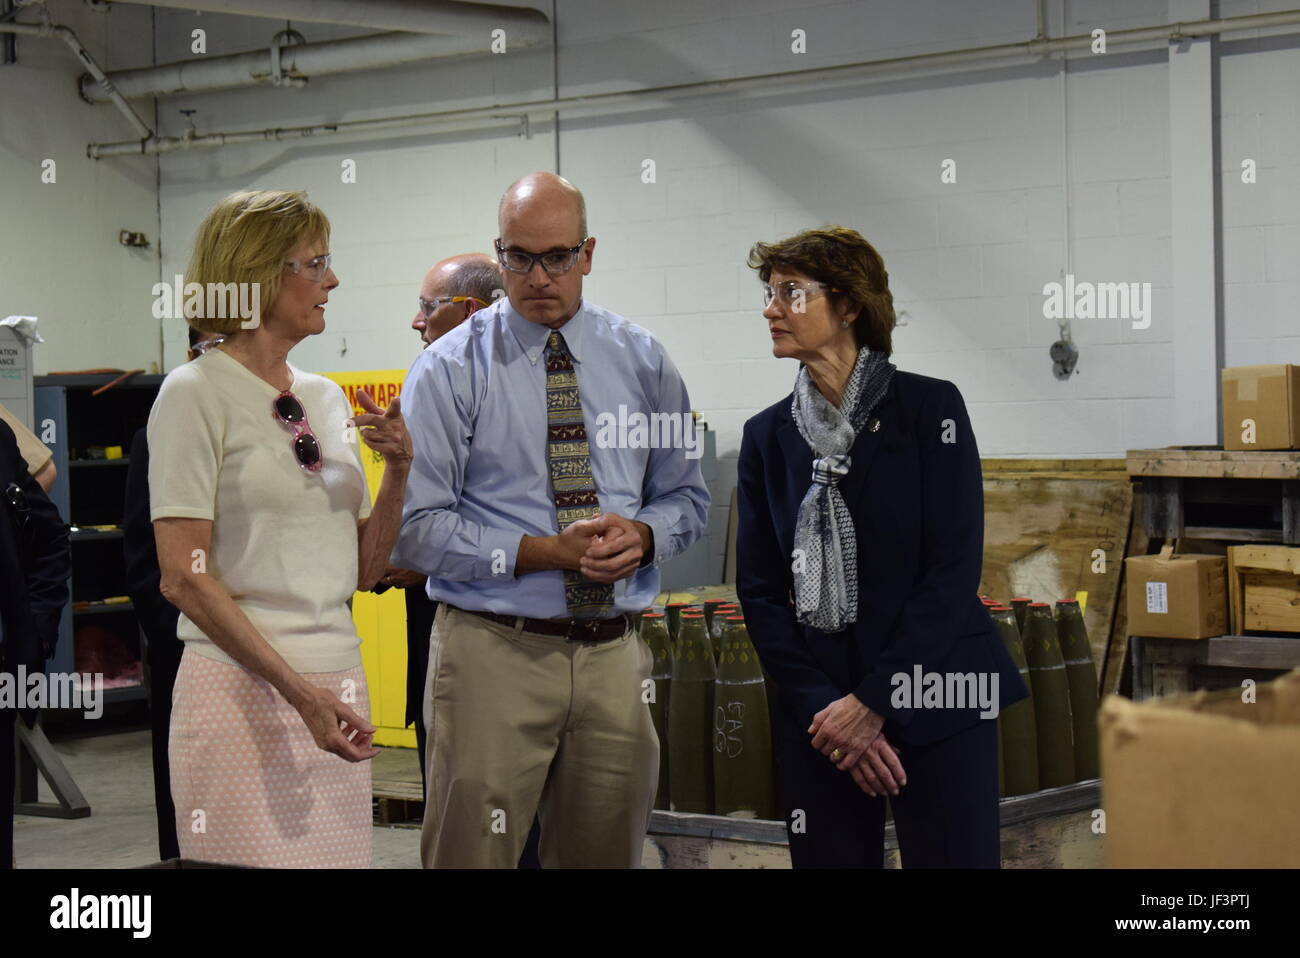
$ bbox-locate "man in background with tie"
[393,171,708,868]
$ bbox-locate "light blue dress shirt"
[391,296,710,619]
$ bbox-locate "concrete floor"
[12,721,423,869]
[12,721,704,868]
[13,722,1098,869]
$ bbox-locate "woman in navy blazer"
[737,227,1026,868]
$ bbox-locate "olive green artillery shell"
[642,617,674,681]
[1022,605,1075,789]
[988,607,1006,797]
[650,680,670,809]
[1056,602,1100,781]
[641,617,674,808]
[712,622,777,820]
[1010,598,1031,635]
[664,604,691,642]
[668,617,716,814]
[992,608,1040,796]
[708,606,738,665]
[703,599,728,634]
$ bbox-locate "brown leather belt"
[452,605,629,643]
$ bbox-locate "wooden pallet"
[373,779,424,826]
[1128,446,1300,480]
[1130,634,1300,700]
[1128,448,1300,546]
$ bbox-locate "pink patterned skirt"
[169,649,372,868]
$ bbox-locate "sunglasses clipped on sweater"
[272,391,322,472]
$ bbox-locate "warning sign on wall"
[321,368,417,748]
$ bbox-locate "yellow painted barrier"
[325,370,417,749]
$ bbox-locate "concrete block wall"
[0,0,160,374]
[1218,0,1300,368]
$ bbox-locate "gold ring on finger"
[830,748,843,761]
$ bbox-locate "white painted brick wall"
[0,1,160,373]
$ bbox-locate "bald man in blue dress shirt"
[393,172,709,868]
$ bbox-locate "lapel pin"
[868,418,881,433]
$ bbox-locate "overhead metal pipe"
[79,28,547,101]
[93,0,549,37]
[0,19,154,141]
[81,6,1300,159]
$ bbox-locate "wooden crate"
[980,458,1131,691]
[643,782,1104,869]
[1228,545,1300,634]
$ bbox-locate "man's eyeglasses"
[494,238,588,276]
[762,280,841,310]
[272,391,322,473]
[193,337,225,355]
[284,253,333,282]
[417,295,488,319]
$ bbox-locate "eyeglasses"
[272,391,322,472]
[193,337,225,355]
[762,280,841,310]
[494,238,588,275]
[417,295,488,319]
[284,253,333,282]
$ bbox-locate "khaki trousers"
[420,605,658,868]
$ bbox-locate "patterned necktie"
[544,330,615,618]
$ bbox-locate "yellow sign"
[324,370,416,749]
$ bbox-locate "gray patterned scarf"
[790,348,895,632]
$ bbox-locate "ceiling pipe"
[85,6,1300,159]
[79,27,547,101]
[0,18,154,141]
[93,0,548,37]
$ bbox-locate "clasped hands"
[558,512,650,584]
[810,694,907,798]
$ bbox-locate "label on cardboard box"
[1145,581,1168,614]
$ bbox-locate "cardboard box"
[1100,669,1300,867]
[1222,364,1300,450]
[1124,545,1226,639]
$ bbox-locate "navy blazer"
[737,369,1027,747]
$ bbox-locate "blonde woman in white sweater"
[148,190,410,867]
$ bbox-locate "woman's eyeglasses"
[272,391,322,472]
[417,295,488,319]
[762,280,841,309]
[284,253,333,282]
[494,238,587,275]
